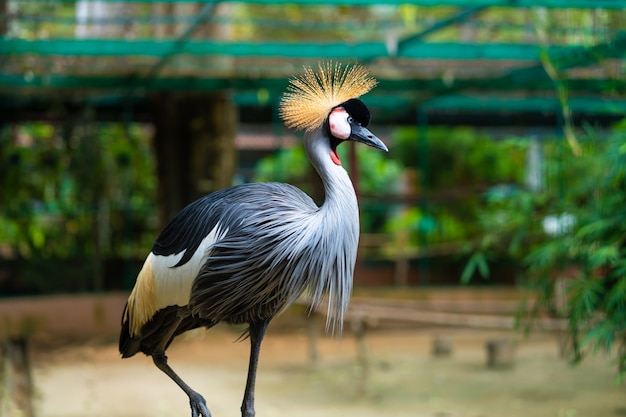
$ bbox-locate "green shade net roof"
[1,0,625,122]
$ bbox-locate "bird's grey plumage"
[118,126,362,359]
[166,125,359,332]
[119,62,387,417]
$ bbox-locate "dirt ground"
[31,325,624,417]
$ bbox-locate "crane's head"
[326,98,388,160]
[279,62,387,164]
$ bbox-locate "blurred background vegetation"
[0,120,157,292]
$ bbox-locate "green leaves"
[567,277,603,320]
[460,251,490,284]
[582,320,616,354]
[390,126,528,188]
[254,146,310,184]
[0,122,157,260]
[606,274,626,312]
[467,119,626,378]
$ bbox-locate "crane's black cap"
[338,98,371,127]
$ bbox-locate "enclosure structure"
[2,1,624,121]
[1,0,625,290]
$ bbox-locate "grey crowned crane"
[119,62,387,417]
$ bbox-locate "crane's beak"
[349,124,388,152]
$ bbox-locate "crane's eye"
[347,116,354,124]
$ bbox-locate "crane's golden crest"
[279,62,377,132]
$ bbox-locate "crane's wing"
[187,183,328,325]
[122,182,317,341]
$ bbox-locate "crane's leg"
[150,311,211,417]
[241,320,269,417]
[153,352,211,417]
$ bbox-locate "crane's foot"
[189,392,211,417]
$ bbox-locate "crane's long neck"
[304,127,359,219]
[303,127,359,333]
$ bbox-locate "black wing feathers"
[152,194,221,266]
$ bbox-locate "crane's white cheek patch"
[329,108,350,140]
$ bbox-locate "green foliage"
[391,126,528,188]
[466,120,626,377]
[0,121,157,261]
[386,126,528,253]
[383,206,467,257]
[346,143,403,196]
[254,146,310,185]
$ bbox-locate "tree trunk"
[151,92,237,227]
[0,1,7,36]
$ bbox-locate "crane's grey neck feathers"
[302,126,359,331]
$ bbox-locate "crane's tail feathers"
[119,305,216,358]
[119,303,142,358]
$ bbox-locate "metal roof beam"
[4,38,611,61]
[421,30,626,103]
[1,73,623,95]
[2,92,624,116]
[361,5,489,63]
[395,6,489,53]
[424,94,626,114]
[143,2,219,80]
[14,0,626,9]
